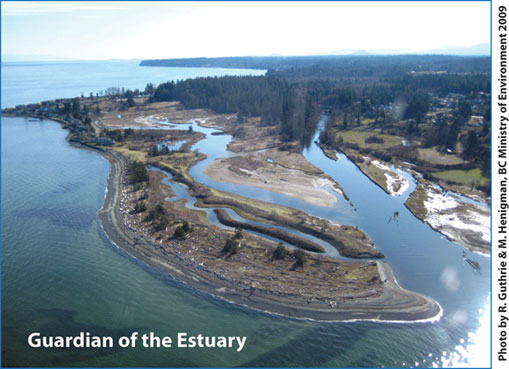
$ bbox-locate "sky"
[1,1,491,61]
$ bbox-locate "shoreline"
[9,115,442,322]
[96,145,441,322]
[333,146,399,197]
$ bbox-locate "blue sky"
[1,1,491,61]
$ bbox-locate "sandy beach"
[204,149,344,207]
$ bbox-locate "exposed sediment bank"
[214,209,326,253]
[154,159,384,259]
[204,149,345,207]
[328,146,408,197]
[405,183,490,254]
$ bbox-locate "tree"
[145,83,155,95]
[462,130,479,159]
[134,201,147,213]
[234,227,243,240]
[156,215,170,232]
[174,225,185,238]
[407,120,418,135]
[146,203,166,222]
[403,93,429,124]
[72,98,80,117]
[63,101,72,115]
[222,238,238,255]
[149,145,159,157]
[126,97,135,108]
[292,250,306,269]
[160,145,170,155]
[154,203,166,216]
[129,161,149,184]
[458,100,472,121]
[272,243,289,260]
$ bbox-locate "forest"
[147,55,490,159]
[150,75,320,144]
[141,55,489,75]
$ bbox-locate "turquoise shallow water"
[1,61,491,367]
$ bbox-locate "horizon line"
[1,53,491,64]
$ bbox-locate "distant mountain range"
[3,43,489,63]
[310,43,490,56]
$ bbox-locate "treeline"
[146,55,490,153]
[391,73,490,96]
[141,55,489,75]
[143,55,489,108]
[152,76,286,121]
[305,75,489,135]
[150,76,320,143]
[267,55,489,81]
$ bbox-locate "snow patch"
[423,191,490,243]
[384,172,410,196]
[367,158,409,196]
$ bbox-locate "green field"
[336,130,403,150]
[431,168,489,187]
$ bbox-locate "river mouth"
[142,114,490,326]
[2,106,490,366]
[100,144,442,324]
[136,114,490,284]
[109,113,489,363]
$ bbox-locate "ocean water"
[1,60,490,367]
[1,60,265,109]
